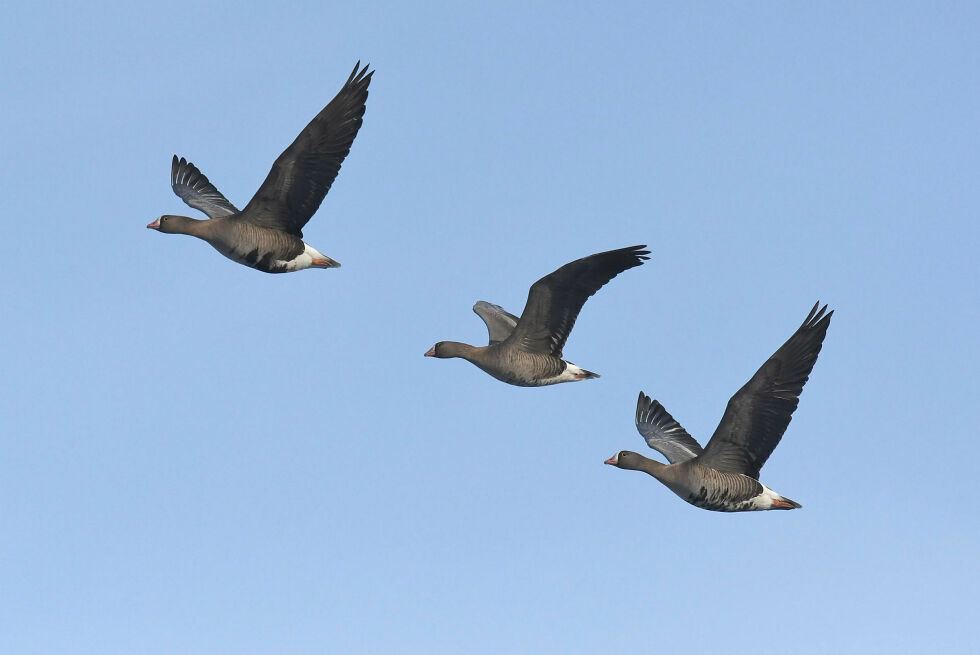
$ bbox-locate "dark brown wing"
[503,245,649,357]
[697,303,833,479]
[238,62,373,237]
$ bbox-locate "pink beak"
[146,219,160,230]
[424,347,435,357]
[604,455,618,465]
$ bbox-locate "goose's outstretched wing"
[239,62,373,238]
[504,245,649,357]
[698,303,833,479]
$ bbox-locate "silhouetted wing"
[635,391,703,464]
[698,303,833,479]
[240,62,373,237]
[171,155,239,219]
[473,301,519,345]
[504,245,649,357]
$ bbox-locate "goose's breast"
[209,224,305,273]
[479,350,569,387]
[676,468,766,512]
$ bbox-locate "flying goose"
[425,245,649,386]
[605,302,833,511]
[147,62,373,273]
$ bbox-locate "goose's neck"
[442,341,485,362]
[632,454,671,481]
[182,217,214,239]
[162,214,213,238]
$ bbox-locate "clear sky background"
[2,2,977,653]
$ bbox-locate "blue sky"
[2,2,977,653]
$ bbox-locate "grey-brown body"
[429,341,583,387]
[154,215,311,273]
[611,452,777,512]
[606,303,833,512]
[148,63,372,273]
[426,246,649,387]
[209,221,305,272]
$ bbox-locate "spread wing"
[503,245,649,357]
[238,62,373,238]
[171,155,239,219]
[473,301,519,345]
[635,391,704,464]
[697,303,833,479]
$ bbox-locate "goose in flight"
[425,245,649,386]
[147,62,373,273]
[605,303,833,511]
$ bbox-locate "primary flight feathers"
[171,156,239,218]
[634,392,704,464]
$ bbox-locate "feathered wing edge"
[171,155,239,219]
[697,302,834,478]
[635,391,704,464]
